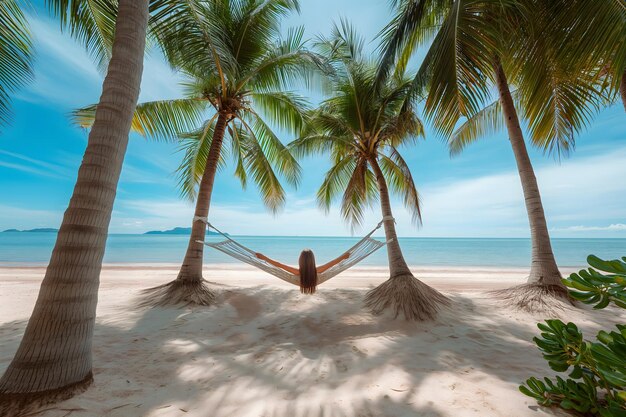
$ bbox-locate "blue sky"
[0,0,625,238]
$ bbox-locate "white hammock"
[194,217,392,286]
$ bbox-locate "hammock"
[194,216,393,286]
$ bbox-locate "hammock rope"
[194,217,393,286]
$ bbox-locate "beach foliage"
[0,0,34,129]
[564,256,626,310]
[520,255,626,416]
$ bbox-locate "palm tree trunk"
[364,157,448,321]
[619,70,626,111]
[0,0,148,411]
[141,113,228,306]
[369,158,411,277]
[493,57,570,310]
[178,114,227,279]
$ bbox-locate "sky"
[0,1,625,238]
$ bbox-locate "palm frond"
[549,0,626,98]
[376,0,447,86]
[288,132,352,159]
[231,0,300,69]
[449,90,521,156]
[503,0,614,157]
[244,26,329,92]
[73,98,208,141]
[0,0,33,128]
[316,155,356,212]
[312,109,358,139]
[379,148,422,225]
[236,117,288,213]
[47,0,117,72]
[149,0,237,85]
[522,71,606,157]
[418,0,498,137]
[340,159,378,230]
[227,121,248,189]
[379,99,424,148]
[250,90,309,133]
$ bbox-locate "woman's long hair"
[298,249,318,294]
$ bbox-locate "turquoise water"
[1,232,626,267]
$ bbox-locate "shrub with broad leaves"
[520,255,626,417]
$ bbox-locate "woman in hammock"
[255,249,350,294]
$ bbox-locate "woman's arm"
[255,253,300,275]
[316,251,350,274]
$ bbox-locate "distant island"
[2,228,58,233]
[144,227,226,236]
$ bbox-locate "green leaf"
[594,296,610,310]
[569,366,583,379]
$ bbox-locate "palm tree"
[0,0,33,129]
[291,22,448,321]
[377,0,614,311]
[76,0,324,306]
[0,0,150,411]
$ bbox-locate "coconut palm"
[0,0,149,411]
[290,22,448,321]
[0,0,33,129]
[378,0,612,311]
[76,0,324,306]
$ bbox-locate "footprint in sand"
[351,345,368,357]
[334,359,349,373]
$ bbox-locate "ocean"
[1,232,625,268]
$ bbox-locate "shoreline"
[0,264,582,298]
[0,262,587,270]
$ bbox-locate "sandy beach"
[1,265,623,417]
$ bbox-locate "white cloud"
[111,198,356,236]
[414,147,626,237]
[107,146,626,237]
[0,150,73,180]
[553,224,626,232]
[3,145,625,237]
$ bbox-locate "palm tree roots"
[491,283,574,315]
[0,372,92,417]
[139,278,217,307]
[364,274,449,321]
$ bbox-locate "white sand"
[1,265,623,417]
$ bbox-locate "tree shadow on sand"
[1,285,601,417]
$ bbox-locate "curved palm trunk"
[371,159,412,277]
[364,157,448,321]
[493,58,570,310]
[0,0,148,411]
[178,114,227,279]
[141,113,228,306]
